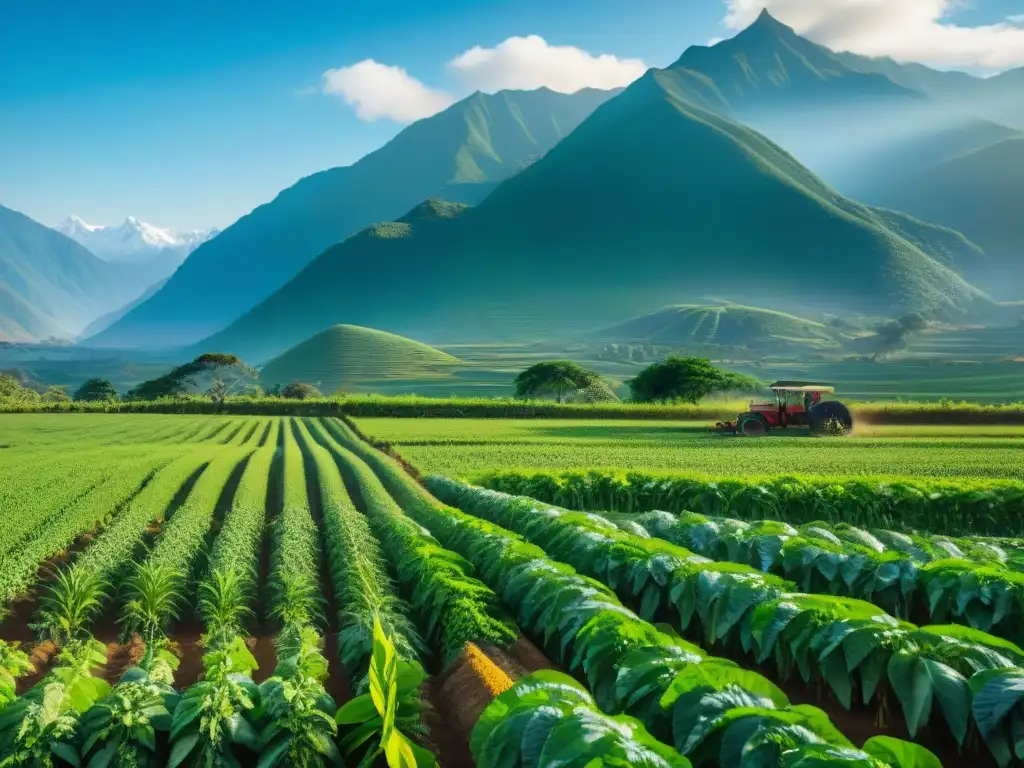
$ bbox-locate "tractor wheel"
[737,413,769,437]
[808,401,854,435]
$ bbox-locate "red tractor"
[717,381,853,437]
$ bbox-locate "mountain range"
[6,11,1022,354]
[55,216,215,263]
[0,206,163,341]
[87,87,620,348]
[196,69,998,362]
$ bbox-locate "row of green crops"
[295,420,425,679]
[481,472,1024,646]
[319,419,936,767]
[125,448,255,640]
[311,419,517,663]
[431,478,1024,766]
[472,470,1024,537]
[267,421,324,631]
[0,450,178,615]
[33,449,221,643]
[199,420,280,645]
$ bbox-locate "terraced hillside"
[596,303,843,352]
[258,324,460,393]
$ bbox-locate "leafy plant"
[0,642,33,711]
[198,568,254,651]
[167,637,261,767]
[0,639,110,767]
[472,670,691,767]
[35,566,109,644]
[123,561,186,645]
[256,627,341,767]
[335,618,435,768]
[79,642,180,768]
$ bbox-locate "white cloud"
[321,60,455,123]
[1008,14,1024,25]
[723,0,1024,69]
[446,35,646,93]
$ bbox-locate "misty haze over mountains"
[2,11,1022,351]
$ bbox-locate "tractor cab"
[749,382,835,428]
[723,381,850,436]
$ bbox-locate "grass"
[355,417,1024,481]
[257,324,459,393]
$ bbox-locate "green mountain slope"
[595,303,841,351]
[0,205,155,341]
[259,324,459,393]
[870,138,1024,296]
[660,12,1022,293]
[89,87,619,349]
[197,71,996,363]
[672,13,1021,182]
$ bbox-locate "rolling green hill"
[258,324,459,394]
[89,87,620,349]
[0,205,155,341]
[869,138,1024,298]
[196,65,998,363]
[595,304,842,352]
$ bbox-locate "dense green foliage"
[128,353,258,401]
[431,477,1024,764]
[277,382,323,400]
[259,325,458,391]
[71,378,118,402]
[344,452,934,765]
[313,418,517,661]
[512,360,599,402]
[627,356,758,403]
[475,470,1024,536]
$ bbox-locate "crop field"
[356,417,1024,480]
[1,413,1023,766]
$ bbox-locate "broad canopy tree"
[73,378,119,402]
[628,356,759,404]
[513,361,600,403]
[129,353,257,402]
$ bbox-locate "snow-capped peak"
[55,215,217,262]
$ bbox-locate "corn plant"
[198,569,255,651]
[122,561,186,645]
[35,566,109,644]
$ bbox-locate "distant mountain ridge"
[0,205,162,341]
[89,87,621,349]
[196,64,1000,363]
[55,216,215,263]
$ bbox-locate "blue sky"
[2,0,1022,231]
